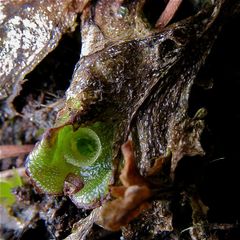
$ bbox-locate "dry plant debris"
[100,140,170,231]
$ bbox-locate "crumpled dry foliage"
[100,141,153,231]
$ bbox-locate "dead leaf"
[100,140,170,231]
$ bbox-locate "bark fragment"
[0,0,80,111]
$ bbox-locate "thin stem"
[155,0,183,29]
[0,145,34,159]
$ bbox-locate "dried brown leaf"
[101,185,151,231]
[100,140,158,231]
[120,141,148,187]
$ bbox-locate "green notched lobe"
[0,170,22,206]
[27,122,114,207]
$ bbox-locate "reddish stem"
[155,0,183,29]
[0,145,34,159]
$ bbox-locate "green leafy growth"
[26,122,114,208]
[0,170,22,207]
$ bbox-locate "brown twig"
[0,145,34,160]
[155,0,183,29]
